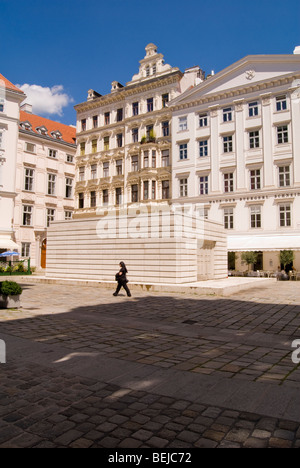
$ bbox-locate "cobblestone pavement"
[0,280,300,448]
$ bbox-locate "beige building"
[14,105,76,268]
[0,74,25,251]
[170,49,300,273]
[74,43,204,216]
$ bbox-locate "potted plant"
[0,281,22,309]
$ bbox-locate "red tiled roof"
[20,110,76,145]
[0,73,25,94]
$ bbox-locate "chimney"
[21,103,33,113]
[293,46,300,55]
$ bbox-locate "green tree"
[279,250,294,271]
[241,251,259,272]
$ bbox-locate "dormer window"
[36,126,48,135]
[21,121,32,131]
[51,130,62,140]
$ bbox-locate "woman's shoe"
[113,292,118,296]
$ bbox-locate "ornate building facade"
[74,44,204,217]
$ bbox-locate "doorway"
[41,239,47,269]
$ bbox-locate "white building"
[14,105,76,268]
[74,44,204,217]
[170,49,300,272]
[0,74,25,252]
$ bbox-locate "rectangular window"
[279,204,291,227]
[48,149,57,159]
[116,133,123,148]
[0,100,4,113]
[80,142,85,156]
[65,211,73,220]
[47,208,55,228]
[248,101,259,117]
[92,139,97,153]
[224,173,234,193]
[251,206,261,228]
[66,154,74,163]
[199,140,208,157]
[147,98,153,112]
[224,207,234,229]
[223,107,232,122]
[152,150,156,168]
[250,169,261,190]
[276,95,287,112]
[22,205,32,226]
[25,142,36,153]
[249,130,260,149]
[47,173,56,196]
[65,177,73,198]
[199,176,208,195]
[91,164,97,180]
[180,178,188,197]
[21,242,31,257]
[93,115,98,128]
[279,166,291,187]
[131,184,138,203]
[103,162,109,177]
[103,189,109,205]
[104,112,110,125]
[104,136,110,151]
[0,131,3,148]
[116,159,122,175]
[162,150,170,167]
[116,108,123,122]
[78,193,84,209]
[116,187,122,205]
[162,180,170,199]
[24,168,34,191]
[162,93,169,108]
[131,155,139,172]
[81,119,86,131]
[277,125,288,144]
[90,191,96,208]
[144,151,149,168]
[143,181,149,200]
[152,180,156,200]
[223,135,233,153]
[132,102,139,116]
[132,128,139,143]
[79,166,85,182]
[199,113,208,127]
[179,116,187,132]
[146,125,154,140]
[162,121,169,137]
[179,143,188,160]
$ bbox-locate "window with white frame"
[65,177,73,198]
[103,189,109,205]
[66,154,74,163]
[248,101,259,117]
[276,95,287,112]
[47,173,56,196]
[47,208,55,227]
[250,205,262,228]
[199,175,208,195]
[131,155,139,172]
[0,99,4,113]
[116,159,122,175]
[179,143,188,160]
[199,113,208,127]
[152,150,156,168]
[25,142,36,153]
[21,242,31,257]
[79,166,85,181]
[223,107,232,122]
[224,207,234,229]
[162,180,170,199]
[279,204,291,227]
[143,151,149,168]
[250,169,261,190]
[224,173,234,193]
[279,166,291,187]
[179,178,188,197]
[91,164,97,180]
[24,168,34,192]
[277,125,289,144]
[162,150,170,167]
[65,211,73,220]
[103,162,109,177]
[178,116,187,132]
[249,130,260,149]
[22,205,33,226]
[223,135,233,153]
[90,191,96,208]
[132,127,139,143]
[143,180,149,200]
[48,149,57,159]
[199,139,208,157]
[131,184,138,203]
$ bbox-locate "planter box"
[0,294,20,309]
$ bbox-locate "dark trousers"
[115,280,131,296]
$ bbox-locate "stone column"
[291,85,300,186]
[234,99,246,190]
[260,93,274,188]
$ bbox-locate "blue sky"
[1,0,299,125]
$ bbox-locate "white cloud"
[16,83,74,117]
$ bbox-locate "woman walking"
[113,261,131,297]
